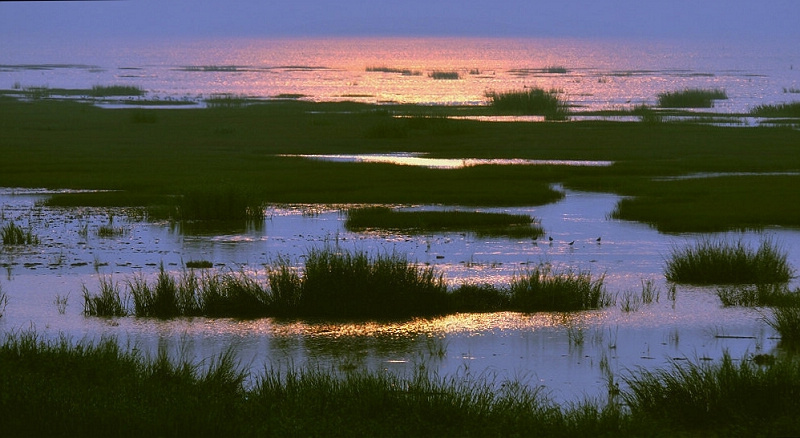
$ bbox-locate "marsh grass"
[186,260,214,269]
[449,283,510,312]
[1,222,39,245]
[82,276,126,317]
[205,93,252,108]
[509,265,610,312]
[345,207,544,238]
[176,185,265,221]
[750,102,800,117]
[89,84,145,97]
[0,283,7,318]
[716,283,800,307]
[4,331,799,437]
[664,237,793,285]
[623,352,800,435]
[657,88,728,108]
[298,247,448,318]
[97,225,125,238]
[366,66,421,76]
[486,88,569,120]
[767,306,800,348]
[429,70,460,80]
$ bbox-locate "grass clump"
[486,88,568,120]
[767,306,800,348]
[656,88,727,108]
[750,102,800,117]
[366,66,422,76]
[429,70,460,80]
[1,222,39,245]
[717,283,800,307]
[297,248,448,318]
[449,283,510,312]
[82,276,126,317]
[89,85,145,97]
[185,260,214,269]
[175,185,265,221]
[345,207,544,238]
[664,237,793,285]
[508,265,610,312]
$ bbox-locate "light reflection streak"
[280,153,614,169]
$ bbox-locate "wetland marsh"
[2,35,800,435]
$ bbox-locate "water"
[2,37,799,112]
[1,187,798,403]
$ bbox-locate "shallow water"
[2,37,799,113]
[1,186,798,404]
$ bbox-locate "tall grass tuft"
[429,70,460,80]
[657,88,727,108]
[623,352,800,435]
[82,276,126,317]
[299,247,448,318]
[767,306,800,349]
[176,185,265,221]
[266,256,303,315]
[449,283,510,312]
[717,283,800,307]
[509,265,610,312]
[486,88,569,120]
[1,222,39,245]
[0,283,8,318]
[750,102,800,117]
[89,84,145,97]
[665,237,793,285]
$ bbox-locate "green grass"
[664,237,794,285]
[2,97,800,232]
[82,276,126,317]
[2,331,799,437]
[508,265,611,312]
[767,306,800,349]
[657,88,728,108]
[366,66,421,76]
[717,283,800,307]
[89,84,145,97]
[345,207,544,238]
[186,260,214,269]
[486,88,569,120]
[297,247,449,318]
[1,222,39,245]
[750,101,800,117]
[429,70,460,80]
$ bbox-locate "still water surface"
[1,187,797,403]
[2,37,799,112]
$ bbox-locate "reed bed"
[345,206,544,238]
[716,283,800,307]
[486,88,569,120]
[750,101,800,117]
[767,306,800,348]
[89,84,145,97]
[509,265,611,312]
[3,331,799,437]
[657,88,728,108]
[429,70,460,80]
[1,222,39,245]
[664,237,793,285]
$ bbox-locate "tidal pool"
[1,187,798,404]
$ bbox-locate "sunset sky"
[1,0,798,41]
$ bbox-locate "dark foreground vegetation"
[656,88,728,108]
[1,96,800,232]
[1,331,799,437]
[83,248,611,319]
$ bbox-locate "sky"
[1,0,798,42]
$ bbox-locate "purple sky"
[1,0,798,41]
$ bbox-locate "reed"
[767,306,800,348]
[508,265,611,312]
[486,88,569,120]
[176,185,265,221]
[82,276,126,317]
[345,207,544,238]
[750,102,800,117]
[1,222,39,245]
[716,283,800,307]
[4,331,798,436]
[89,84,145,97]
[429,70,460,80]
[623,352,800,435]
[0,283,7,318]
[185,260,213,269]
[449,283,510,312]
[665,237,793,285]
[299,247,448,318]
[657,88,727,108]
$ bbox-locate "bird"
[568,240,575,246]
[596,236,602,243]
[548,236,553,242]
